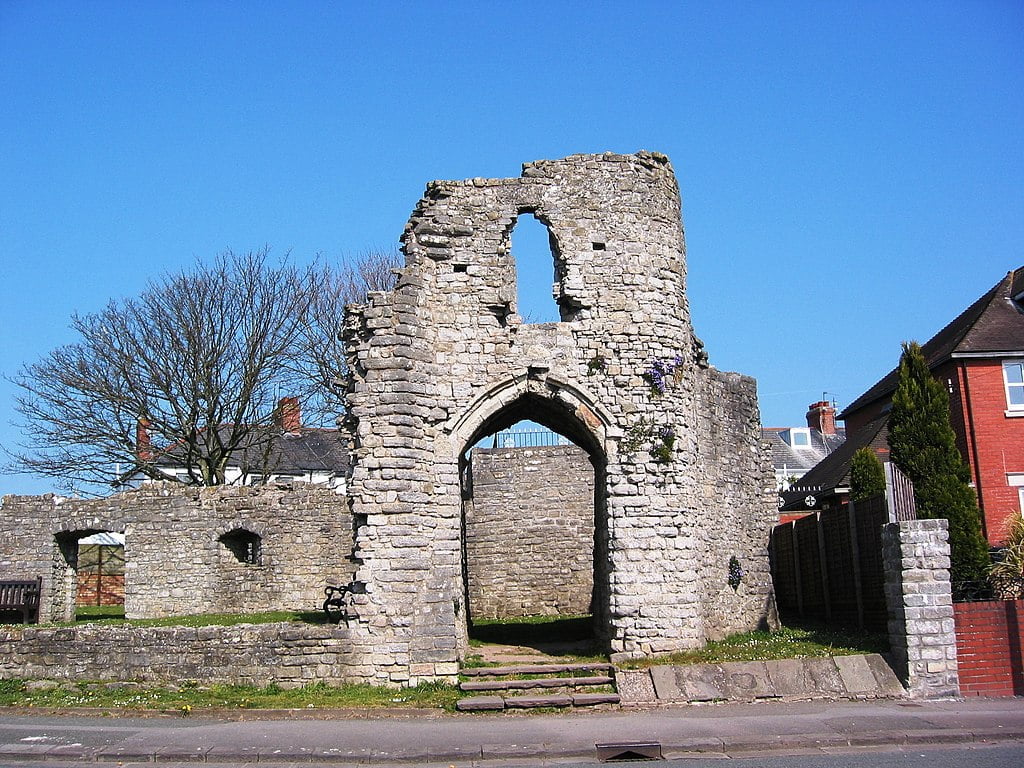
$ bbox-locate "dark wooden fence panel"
[769,494,892,633]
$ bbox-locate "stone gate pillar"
[882,519,960,698]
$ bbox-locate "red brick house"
[821,266,1024,544]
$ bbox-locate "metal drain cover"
[596,741,663,761]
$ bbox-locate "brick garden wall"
[954,599,1024,696]
[75,573,125,607]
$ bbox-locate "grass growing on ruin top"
[0,679,460,712]
[618,625,890,669]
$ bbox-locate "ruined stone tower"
[344,151,776,684]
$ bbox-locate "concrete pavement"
[0,697,1023,764]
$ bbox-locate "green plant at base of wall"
[989,516,1024,599]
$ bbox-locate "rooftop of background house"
[842,265,1024,418]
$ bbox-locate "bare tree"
[7,247,400,493]
[298,249,401,410]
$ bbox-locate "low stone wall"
[0,621,385,687]
[0,484,355,622]
[954,599,1024,696]
[466,446,594,618]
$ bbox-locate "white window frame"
[1011,473,1024,514]
[1003,360,1024,415]
[787,428,812,449]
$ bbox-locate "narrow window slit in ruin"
[453,263,468,273]
[510,212,562,324]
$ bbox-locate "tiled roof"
[842,266,1024,418]
[762,427,846,481]
[778,416,890,513]
[781,415,890,504]
[152,425,349,476]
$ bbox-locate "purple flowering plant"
[728,556,744,590]
[643,354,685,396]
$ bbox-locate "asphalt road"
[0,697,1022,765]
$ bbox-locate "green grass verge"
[0,679,459,712]
[619,625,890,669]
[74,605,125,621]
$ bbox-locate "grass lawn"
[0,679,459,712]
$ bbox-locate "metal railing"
[489,429,570,449]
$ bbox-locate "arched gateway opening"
[455,390,610,655]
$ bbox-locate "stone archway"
[452,379,613,650]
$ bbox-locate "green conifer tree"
[850,447,886,502]
[887,341,990,587]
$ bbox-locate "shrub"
[989,516,1024,600]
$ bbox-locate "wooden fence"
[769,495,891,632]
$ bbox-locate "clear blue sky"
[1,1,1022,495]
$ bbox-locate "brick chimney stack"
[277,397,301,434]
[136,418,153,462]
[806,401,837,436]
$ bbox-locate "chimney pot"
[806,401,837,436]
[277,397,301,434]
[136,418,153,462]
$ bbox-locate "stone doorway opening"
[53,525,127,622]
[457,392,609,660]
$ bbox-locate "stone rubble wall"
[0,622,373,687]
[344,151,777,681]
[466,445,595,619]
[0,484,356,623]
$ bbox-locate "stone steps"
[460,662,614,677]
[460,674,614,692]
[455,662,619,711]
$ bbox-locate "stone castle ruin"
[2,152,777,686]
[343,151,776,681]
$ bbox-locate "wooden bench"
[0,577,42,624]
